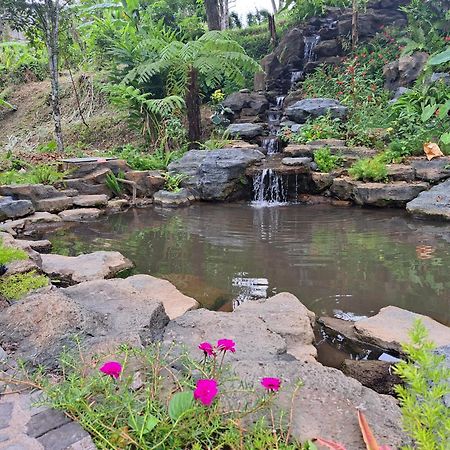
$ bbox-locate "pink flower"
[261,377,281,392]
[194,379,218,406]
[217,339,236,353]
[199,341,215,357]
[99,361,122,379]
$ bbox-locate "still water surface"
[43,204,450,326]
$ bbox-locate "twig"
[68,66,89,128]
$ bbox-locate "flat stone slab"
[0,212,61,235]
[153,189,193,208]
[387,164,415,182]
[58,208,103,222]
[226,123,264,139]
[64,274,199,320]
[35,196,74,213]
[354,306,450,354]
[72,195,108,208]
[41,251,133,284]
[0,197,34,221]
[285,98,348,123]
[281,157,312,166]
[0,184,62,202]
[410,157,450,183]
[406,179,450,220]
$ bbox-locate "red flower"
[261,377,281,392]
[194,379,218,406]
[99,361,122,379]
[199,342,215,357]
[217,339,236,353]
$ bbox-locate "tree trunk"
[186,66,201,145]
[268,14,277,47]
[270,0,278,14]
[220,0,229,30]
[351,0,358,50]
[205,0,221,31]
[45,0,64,152]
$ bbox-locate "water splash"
[276,96,285,109]
[261,137,279,155]
[252,169,288,206]
[304,34,320,63]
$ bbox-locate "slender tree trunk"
[268,14,277,47]
[45,0,64,152]
[220,0,229,30]
[186,66,201,145]
[270,0,278,14]
[204,0,221,30]
[351,0,358,50]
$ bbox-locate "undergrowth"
[0,270,48,300]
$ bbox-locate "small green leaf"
[428,47,450,66]
[440,132,450,146]
[129,414,159,434]
[168,391,194,421]
[421,104,437,123]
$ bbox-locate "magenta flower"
[198,341,215,357]
[261,377,281,392]
[99,361,122,379]
[194,379,218,406]
[217,339,236,353]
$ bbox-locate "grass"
[0,240,28,265]
[0,271,49,300]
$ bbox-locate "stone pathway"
[0,387,96,450]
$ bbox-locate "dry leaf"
[423,142,444,161]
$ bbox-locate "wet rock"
[0,184,62,202]
[0,212,62,235]
[0,197,34,221]
[311,172,334,193]
[63,274,199,320]
[226,123,264,139]
[261,53,288,92]
[58,208,104,222]
[340,360,402,396]
[354,306,450,354]
[383,52,428,91]
[35,196,74,213]
[223,92,269,119]
[72,194,109,208]
[285,98,348,123]
[330,177,357,200]
[168,148,265,201]
[406,179,450,220]
[153,189,193,208]
[40,251,133,284]
[410,157,450,183]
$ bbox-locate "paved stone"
[37,422,91,450]
[27,409,71,438]
[0,434,8,442]
[0,403,13,430]
[72,195,108,208]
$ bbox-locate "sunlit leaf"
[168,391,194,421]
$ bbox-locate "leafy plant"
[0,164,67,186]
[394,320,450,450]
[200,130,232,150]
[349,156,388,182]
[313,147,343,173]
[289,116,343,144]
[163,173,187,192]
[105,170,125,196]
[0,270,48,300]
[0,240,28,265]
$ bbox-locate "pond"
[41,204,450,326]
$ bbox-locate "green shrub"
[313,147,343,173]
[394,320,450,450]
[163,173,187,193]
[288,116,343,144]
[0,271,49,300]
[348,156,388,182]
[0,240,28,265]
[0,164,67,186]
[105,170,125,196]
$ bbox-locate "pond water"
[42,204,450,326]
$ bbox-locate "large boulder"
[0,184,62,203]
[226,123,264,140]
[163,293,407,448]
[0,212,62,235]
[406,179,450,220]
[168,148,265,201]
[274,28,305,69]
[0,196,34,221]
[285,98,348,123]
[383,52,428,91]
[59,158,131,179]
[410,157,450,183]
[40,251,134,285]
[315,39,342,58]
[63,274,199,320]
[222,92,269,118]
[0,288,169,368]
[260,53,288,92]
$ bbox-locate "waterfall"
[261,137,279,155]
[276,96,285,109]
[252,169,288,206]
[304,35,320,63]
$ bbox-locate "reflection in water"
[42,204,450,325]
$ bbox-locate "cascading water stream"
[289,34,320,89]
[261,137,279,155]
[252,169,288,206]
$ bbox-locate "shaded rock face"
[410,157,450,183]
[163,293,407,449]
[63,274,199,320]
[285,98,348,123]
[0,197,34,221]
[0,288,170,368]
[406,179,450,220]
[0,184,62,203]
[222,92,269,121]
[168,148,265,201]
[226,123,264,139]
[274,28,305,69]
[383,52,429,91]
[260,53,288,93]
[40,251,134,285]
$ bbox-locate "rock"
[0,346,6,361]
[59,158,130,178]
[340,359,402,395]
[274,28,305,69]
[434,345,450,407]
[35,196,74,213]
[0,212,61,234]
[353,181,429,207]
[164,293,317,362]
[63,274,199,320]
[153,189,193,208]
[261,53,288,92]
[226,123,264,140]
[410,157,450,183]
[41,251,133,284]
[168,148,265,201]
[354,306,450,354]
[389,86,411,103]
[315,39,342,57]
[58,208,103,221]
[429,72,450,86]
[106,199,130,213]
[387,164,415,182]
[223,92,269,118]
[5,259,40,276]
[281,157,312,167]
[124,170,165,197]
[383,52,428,91]
[311,172,334,193]
[58,188,79,197]
[64,178,112,196]
[406,179,450,220]
[0,287,169,367]
[291,123,303,133]
[0,184,62,203]
[72,194,109,208]
[330,177,357,200]
[285,98,348,123]
[0,197,34,221]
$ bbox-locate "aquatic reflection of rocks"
[232,274,269,309]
